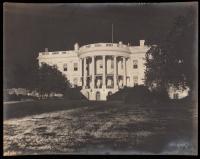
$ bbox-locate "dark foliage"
[144,9,196,93]
[108,85,169,105]
[124,85,152,104]
[63,87,87,100]
[35,63,71,98]
[4,93,39,102]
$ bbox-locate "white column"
[114,56,117,89]
[91,56,95,89]
[102,55,106,89]
[83,57,87,88]
[123,57,126,86]
[79,58,83,86]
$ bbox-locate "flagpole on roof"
[112,23,114,43]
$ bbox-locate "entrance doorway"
[96,91,100,101]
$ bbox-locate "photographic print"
[3,2,198,155]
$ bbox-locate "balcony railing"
[80,43,128,50]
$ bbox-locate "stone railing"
[79,43,130,55]
[38,50,74,56]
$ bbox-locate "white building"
[37,40,189,100]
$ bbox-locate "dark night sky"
[3,2,197,87]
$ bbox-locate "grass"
[3,99,197,155]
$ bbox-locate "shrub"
[63,87,87,100]
[124,85,152,104]
[6,93,21,101]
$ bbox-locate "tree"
[36,63,71,98]
[145,9,197,95]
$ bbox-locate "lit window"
[111,60,114,69]
[133,76,138,86]
[63,64,67,71]
[133,60,138,69]
[74,63,78,71]
[100,61,103,68]
[121,61,123,69]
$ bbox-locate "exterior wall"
[38,51,81,87]
[37,41,189,101]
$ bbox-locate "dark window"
[121,61,123,69]
[74,63,78,71]
[100,61,103,68]
[133,60,138,69]
[63,64,67,71]
[111,60,114,69]
[106,44,113,47]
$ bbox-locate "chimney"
[45,48,48,52]
[140,40,145,46]
[74,43,79,51]
[119,41,123,45]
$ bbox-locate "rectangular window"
[111,60,114,69]
[100,61,103,68]
[53,64,58,69]
[121,61,123,69]
[74,63,78,71]
[106,44,113,47]
[63,64,67,71]
[133,60,138,69]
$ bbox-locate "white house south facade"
[37,40,189,100]
[37,40,148,100]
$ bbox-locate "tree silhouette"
[36,63,71,99]
[145,9,196,94]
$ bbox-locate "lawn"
[3,99,197,155]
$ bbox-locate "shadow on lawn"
[3,99,90,120]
